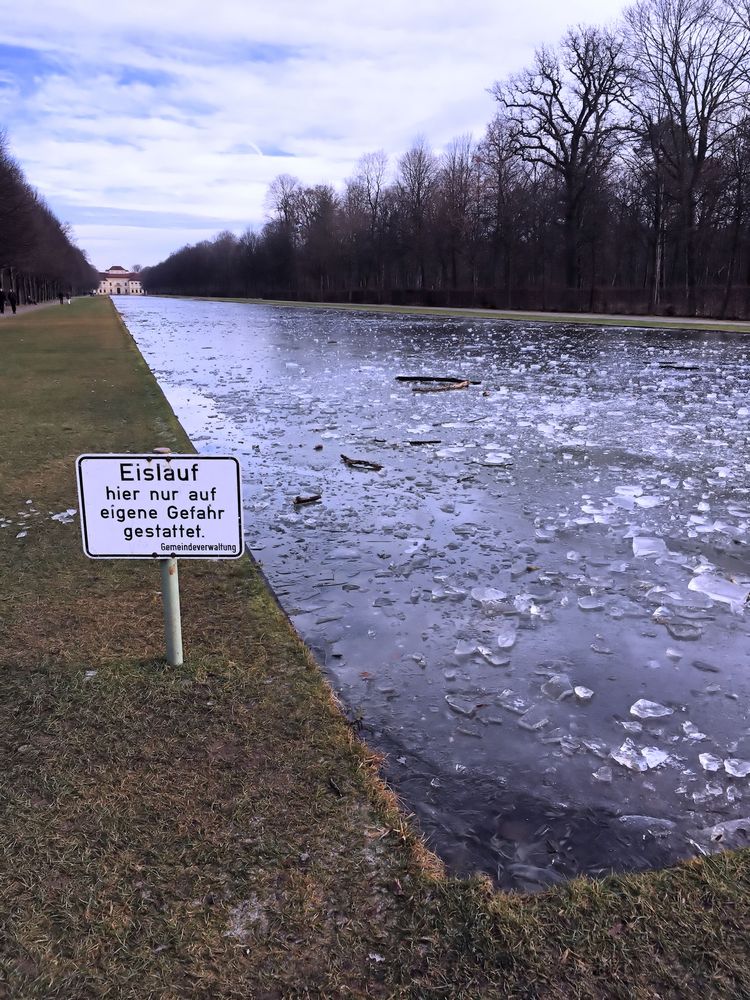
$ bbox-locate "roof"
[98,270,141,280]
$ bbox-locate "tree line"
[0,131,97,304]
[144,0,750,318]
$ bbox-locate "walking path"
[0,299,62,319]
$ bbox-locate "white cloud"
[2,0,627,268]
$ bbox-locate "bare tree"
[493,26,630,289]
[438,135,476,288]
[396,137,438,288]
[624,0,750,313]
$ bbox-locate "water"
[116,296,750,890]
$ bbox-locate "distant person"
[8,289,17,314]
[66,293,71,304]
[0,289,5,314]
[58,291,64,305]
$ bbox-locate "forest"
[144,0,750,318]
[0,131,98,302]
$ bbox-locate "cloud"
[1,0,627,268]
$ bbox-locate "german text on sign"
[76,454,244,559]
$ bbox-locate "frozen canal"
[117,296,750,890]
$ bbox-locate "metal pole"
[154,447,183,666]
[160,556,183,666]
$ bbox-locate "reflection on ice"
[116,297,750,887]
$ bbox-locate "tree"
[624,0,750,313]
[396,138,438,288]
[493,26,630,289]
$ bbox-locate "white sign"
[76,454,244,559]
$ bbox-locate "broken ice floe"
[632,537,668,557]
[630,699,673,720]
[115,295,750,882]
[611,739,670,772]
[688,573,749,612]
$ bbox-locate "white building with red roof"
[96,265,145,295]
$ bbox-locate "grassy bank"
[2,296,750,999]
[181,294,750,334]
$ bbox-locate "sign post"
[76,452,243,666]
[153,447,183,666]
[160,556,183,666]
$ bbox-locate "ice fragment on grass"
[630,699,673,719]
[51,508,77,524]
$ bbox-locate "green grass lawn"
[1,296,749,999]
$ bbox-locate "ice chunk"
[619,721,643,734]
[619,815,675,832]
[517,705,550,731]
[574,686,594,703]
[477,645,510,667]
[634,495,664,508]
[592,766,613,782]
[470,586,508,607]
[445,696,478,717]
[611,739,648,772]
[724,758,750,778]
[682,722,708,741]
[688,573,749,611]
[630,699,673,719]
[541,673,574,701]
[641,747,670,769]
[431,585,466,602]
[51,508,77,524]
[632,537,667,557]
[578,595,605,611]
[665,621,703,641]
[704,817,750,844]
[615,485,643,497]
[454,640,477,658]
[699,753,723,772]
[497,623,517,650]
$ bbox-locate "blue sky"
[0,0,624,271]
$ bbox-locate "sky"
[0,0,626,272]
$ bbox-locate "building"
[96,265,145,295]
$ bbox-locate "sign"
[76,454,244,559]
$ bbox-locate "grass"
[1,296,750,998]
[179,293,750,334]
